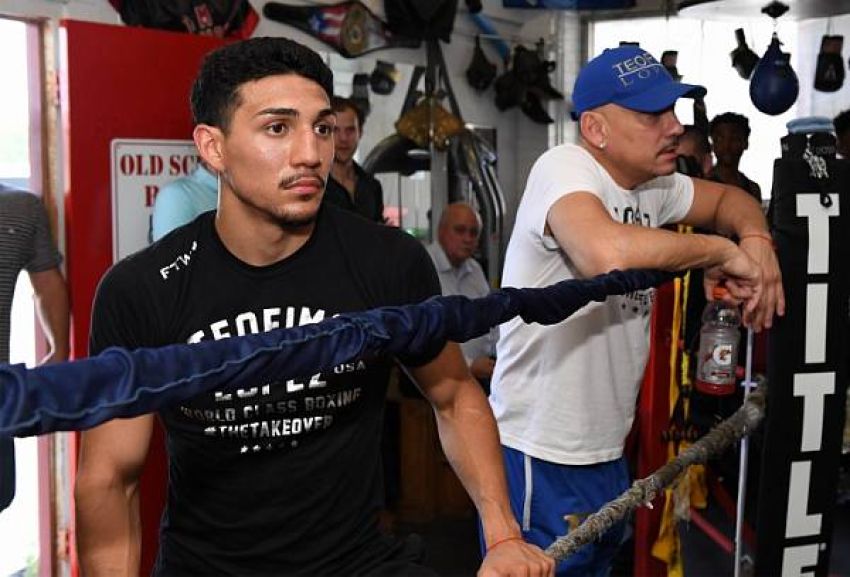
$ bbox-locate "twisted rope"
[545,384,767,562]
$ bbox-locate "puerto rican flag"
[307,4,348,45]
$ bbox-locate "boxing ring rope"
[0,265,769,564]
[546,382,766,562]
[0,269,672,437]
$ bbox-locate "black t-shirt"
[89,204,440,576]
[323,162,385,223]
[707,167,762,204]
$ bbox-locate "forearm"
[579,224,738,278]
[432,382,519,545]
[30,269,70,362]
[711,183,770,237]
[75,477,142,575]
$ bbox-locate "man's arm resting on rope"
[546,189,778,331]
[75,414,153,576]
[684,178,785,330]
[407,342,555,577]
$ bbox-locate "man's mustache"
[280,173,326,189]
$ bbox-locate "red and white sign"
[110,138,199,261]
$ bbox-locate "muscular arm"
[75,415,153,576]
[547,182,783,330]
[28,268,69,365]
[408,343,553,577]
[547,191,744,277]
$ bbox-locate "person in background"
[708,112,762,203]
[676,124,713,178]
[74,37,553,577]
[427,202,495,387]
[151,162,218,241]
[489,45,784,576]
[0,183,70,511]
[833,109,850,159]
[324,96,385,222]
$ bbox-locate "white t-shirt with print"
[489,143,694,465]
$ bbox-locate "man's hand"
[478,537,555,577]
[737,235,785,331]
[703,235,785,332]
[703,241,759,303]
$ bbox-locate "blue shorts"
[487,446,629,577]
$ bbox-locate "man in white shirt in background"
[427,202,495,386]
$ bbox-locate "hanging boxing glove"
[370,60,399,95]
[520,91,553,124]
[493,68,523,110]
[750,34,799,116]
[662,50,682,81]
[730,28,759,80]
[351,72,371,118]
[530,38,564,100]
[466,35,497,91]
[814,35,845,92]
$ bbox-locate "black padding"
[0,436,14,513]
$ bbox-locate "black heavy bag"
[814,35,845,92]
[750,34,798,116]
[754,149,850,577]
[466,35,497,91]
[731,28,759,80]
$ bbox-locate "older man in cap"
[488,46,784,575]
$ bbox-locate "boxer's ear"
[193,124,226,174]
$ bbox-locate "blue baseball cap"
[571,46,706,120]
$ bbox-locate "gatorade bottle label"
[696,340,737,395]
[712,343,734,366]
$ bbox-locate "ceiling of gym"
[676,0,850,20]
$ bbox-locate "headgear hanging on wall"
[466,35,498,91]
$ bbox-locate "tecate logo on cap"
[612,53,665,88]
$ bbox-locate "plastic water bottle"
[695,287,741,396]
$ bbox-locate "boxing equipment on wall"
[262,1,420,58]
[814,34,845,92]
